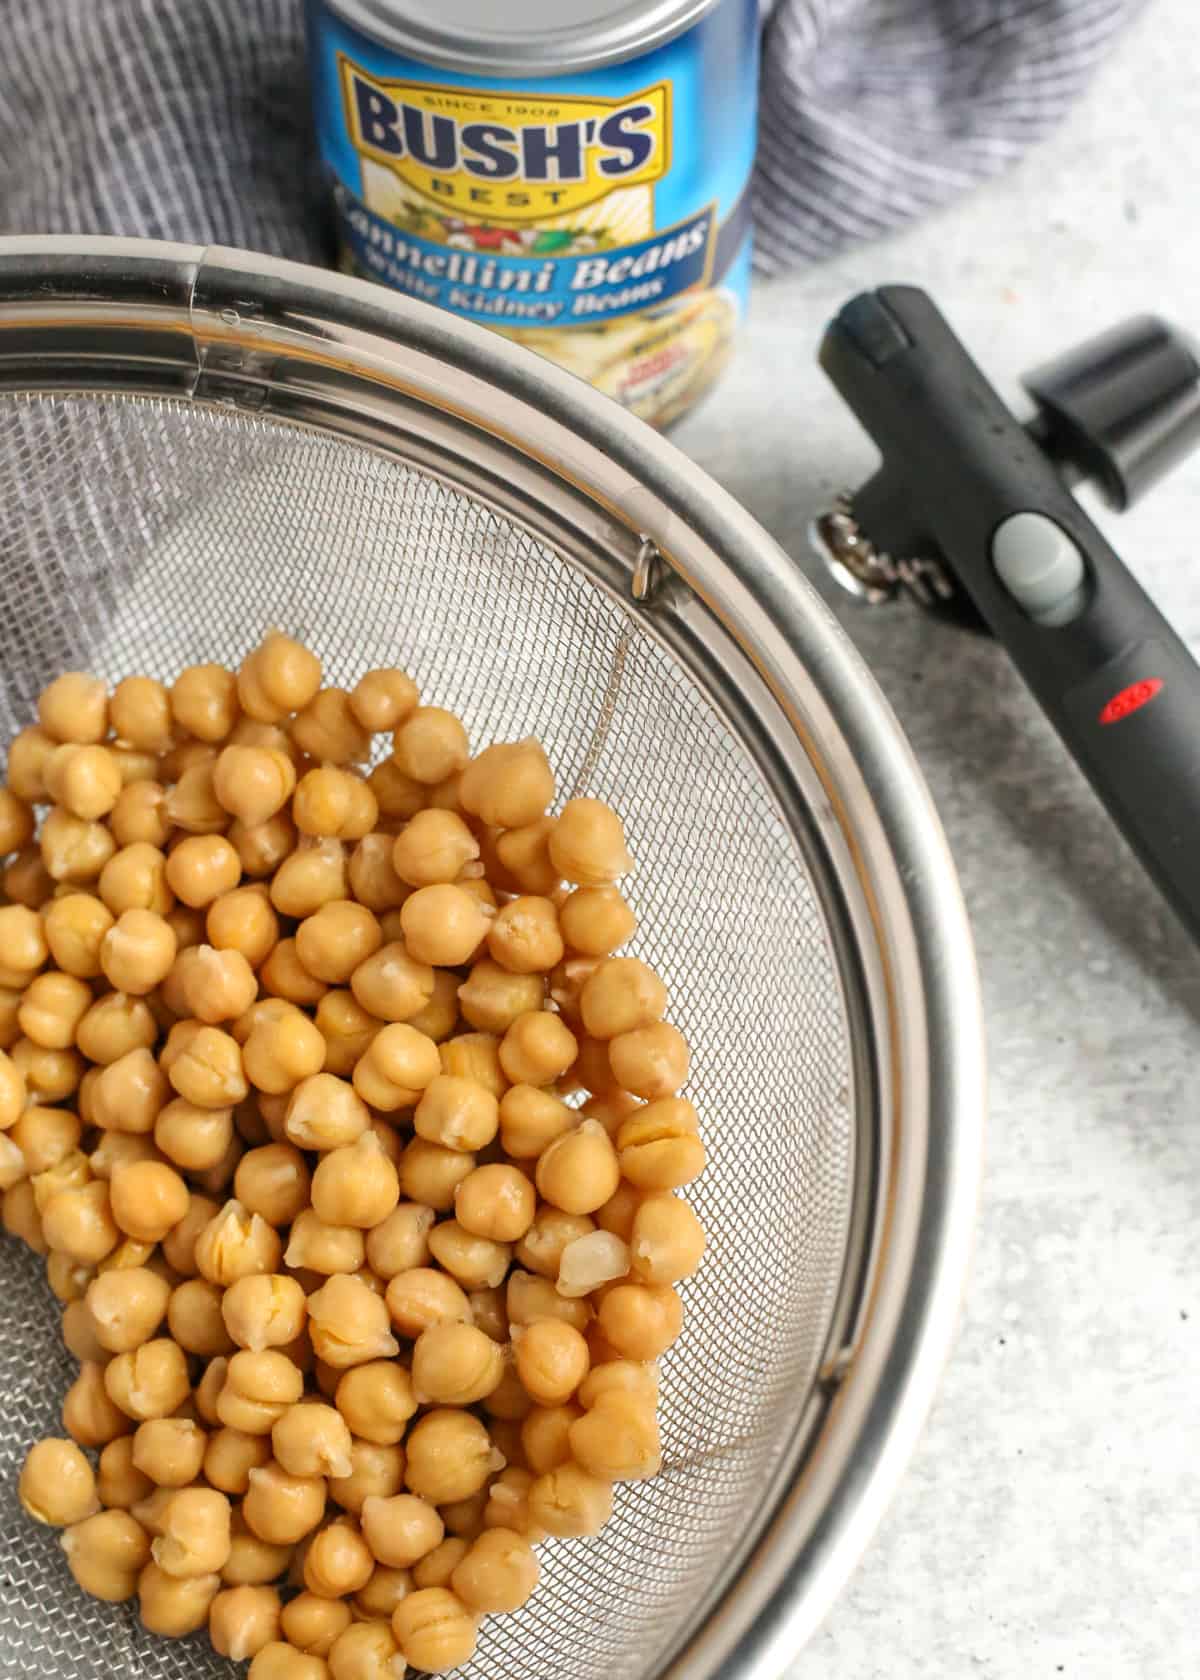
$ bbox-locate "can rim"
[318,0,724,76]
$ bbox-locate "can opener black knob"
[813,286,1200,942]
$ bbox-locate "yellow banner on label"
[339,57,672,225]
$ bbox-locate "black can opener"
[814,286,1200,943]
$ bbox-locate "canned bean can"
[307,0,760,428]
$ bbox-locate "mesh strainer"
[0,237,983,1680]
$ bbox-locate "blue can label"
[309,0,759,425]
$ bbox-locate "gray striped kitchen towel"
[0,0,1149,273]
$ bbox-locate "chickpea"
[258,937,327,1008]
[86,1266,171,1353]
[576,1358,659,1411]
[164,756,230,835]
[10,1036,83,1104]
[243,1003,326,1095]
[496,1011,576,1089]
[145,1488,232,1584]
[390,1585,477,1672]
[163,835,238,910]
[512,1207,594,1280]
[221,1514,293,1589]
[382,1269,468,1342]
[216,1349,304,1435]
[577,959,663,1042]
[207,1582,283,1661]
[100,840,173,920]
[407,1321,502,1408]
[426,1219,510,1291]
[97,909,174,996]
[518,1403,580,1476]
[608,1020,689,1100]
[352,1022,440,1113]
[616,1097,706,1190]
[388,707,466,787]
[152,1099,231,1175]
[398,1138,474,1213]
[556,1229,631,1299]
[389,810,478,890]
[164,1278,233,1359]
[291,767,375,844]
[409,1077,495,1158]
[231,810,298,879]
[308,1273,399,1369]
[628,1191,706,1284]
[102,1337,191,1421]
[3,846,55,911]
[94,1435,153,1510]
[0,785,35,857]
[346,668,416,734]
[308,1130,399,1231]
[0,902,49,987]
[200,1427,270,1497]
[236,634,322,724]
[30,1146,90,1215]
[40,1178,116,1263]
[484,894,561,976]
[454,737,551,830]
[0,1046,25,1130]
[132,1418,207,1488]
[37,671,107,744]
[357,1493,442,1571]
[62,1358,129,1446]
[190,1201,279,1289]
[106,783,169,852]
[296,902,382,987]
[91,1062,166,1157]
[311,991,377,1077]
[40,893,110,982]
[303,1518,375,1598]
[557,884,636,958]
[0,1130,25,1191]
[46,1246,93,1303]
[349,942,434,1025]
[0,987,23,1052]
[450,1162,535,1245]
[168,664,237,741]
[177,944,259,1023]
[19,1437,100,1526]
[445,1525,539,1616]
[596,1281,684,1361]
[434,1488,486,1542]
[281,1595,353,1657]
[454,964,538,1041]
[397,884,489,969]
[42,743,121,823]
[267,1402,353,1482]
[231,1143,309,1228]
[7,725,55,802]
[106,675,170,752]
[60,1507,151,1602]
[243,1462,328,1547]
[362,761,420,825]
[330,1364,416,1449]
[216,1273,305,1355]
[404,1410,502,1506]
[547,797,632,887]
[210,744,295,827]
[284,1209,364,1276]
[164,1028,245,1113]
[248,1643,330,1680]
[569,1388,661,1483]
[530,1118,618,1217]
[159,1192,219,1277]
[407,1536,466,1592]
[291,689,370,765]
[106,1159,188,1245]
[205,884,278,969]
[513,1317,590,1404]
[321,1439,402,1518]
[352,1217,429,1301]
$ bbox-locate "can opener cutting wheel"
[813,286,1200,942]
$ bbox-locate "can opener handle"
[814,285,1200,943]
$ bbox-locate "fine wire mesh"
[0,392,854,1680]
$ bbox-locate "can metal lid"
[323,0,723,76]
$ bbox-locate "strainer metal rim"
[0,235,984,1678]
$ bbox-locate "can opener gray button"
[992,511,1089,627]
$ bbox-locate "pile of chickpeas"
[0,635,707,1679]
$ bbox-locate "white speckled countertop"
[676,1,1200,1673]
